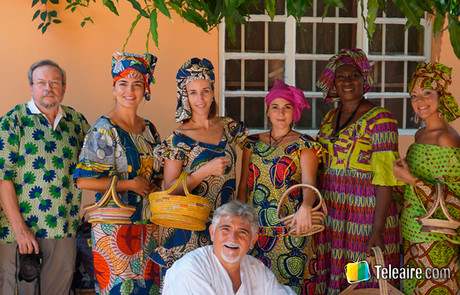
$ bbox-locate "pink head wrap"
[265,79,310,122]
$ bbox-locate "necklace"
[269,129,291,147]
[330,97,364,143]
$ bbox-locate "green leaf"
[321,0,345,10]
[103,0,120,16]
[416,0,434,14]
[225,17,237,45]
[127,0,149,18]
[287,0,313,21]
[40,11,47,21]
[449,17,460,59]
[42,22,49,34]
[225,0,242,16]
[81,21,86,27]
[321,4,329,18]
[167,2,182,16]
[123,13,142,51]
[149,10,159,47]
[433,12,445,40]
[265,0,277,19]
[155,0,172,19]
[376,0,386,11]
[49,0,59,4]
[32,9,41,21]
[392,0,421,31]
[41,0,47,4]
[53,19,62,23]
[366,0,378,41]
[183,8,208,31]
[32,0,40,7]
[49,10,57,17]
[38,22,45,29]
[71,6,76,12]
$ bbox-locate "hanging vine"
[30,0,460,58]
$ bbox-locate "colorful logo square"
[345,261,370,284]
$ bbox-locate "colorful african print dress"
[315,106,402,295]
[242,134,323,295]
[151,117,248,277]
[398,143,460,295]
[74,116,163,295]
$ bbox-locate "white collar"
[28,97,66,130]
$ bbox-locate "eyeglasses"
[33,80,63,89]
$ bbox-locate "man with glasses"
[0,59,90,295]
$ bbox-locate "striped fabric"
[315,106,401,295]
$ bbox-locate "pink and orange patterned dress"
[315,106,403,295]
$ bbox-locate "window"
[219,0,430,134]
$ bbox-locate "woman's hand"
[131,176,153,197]
[366,231,385,256]
[199,156,230,177]
[290,204,312,236]
[393,158,416,186]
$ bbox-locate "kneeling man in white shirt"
[163,200,295,295]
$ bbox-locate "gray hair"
[28,59,66,85]
[212,200,259,238]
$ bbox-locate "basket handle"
[276,183,325,221]
[340,247,389,295]
[164,171,193,196]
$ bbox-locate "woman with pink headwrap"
[237,79,324,295]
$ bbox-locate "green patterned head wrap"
[409,62,460,123]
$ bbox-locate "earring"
[414,113,419,124]
[439,112,444,118]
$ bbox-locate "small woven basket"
[84,175,137,224]
[414,183,460,236]
[276,183,327,236]
[149,171,212,231]
[339,247,404,295]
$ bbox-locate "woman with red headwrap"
[237,79,324,295]
[315,48,403,294]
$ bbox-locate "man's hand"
[14,222,39,254]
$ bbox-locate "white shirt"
[28,97,65,130]
[163,245,295,295]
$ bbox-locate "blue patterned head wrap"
[111,51,157,101]
[175,58,215,123]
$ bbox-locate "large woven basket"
[339,247,404,295]
[84,175,137,224]
[149,171,212,231]
[276,183,327,236]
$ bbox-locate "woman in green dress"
[393,62,460,295]
[237,79,324,295]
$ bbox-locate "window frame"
[218,1,432,135]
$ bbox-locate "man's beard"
[37,92,61,109]
[221,242,242,263]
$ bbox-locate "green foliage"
[29,0,460,58]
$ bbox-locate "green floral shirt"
[0,102,90,243]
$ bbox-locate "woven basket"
[276,183,327,236]
[84,176,137,224]
[149,171,212,231]
[339,247,404,295]
[414,183,460,236]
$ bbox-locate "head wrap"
[175,58,215,123]
[317,48,373,102]
[111,51,157,101]
[265,79,310,122]
[409,62,460,123]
